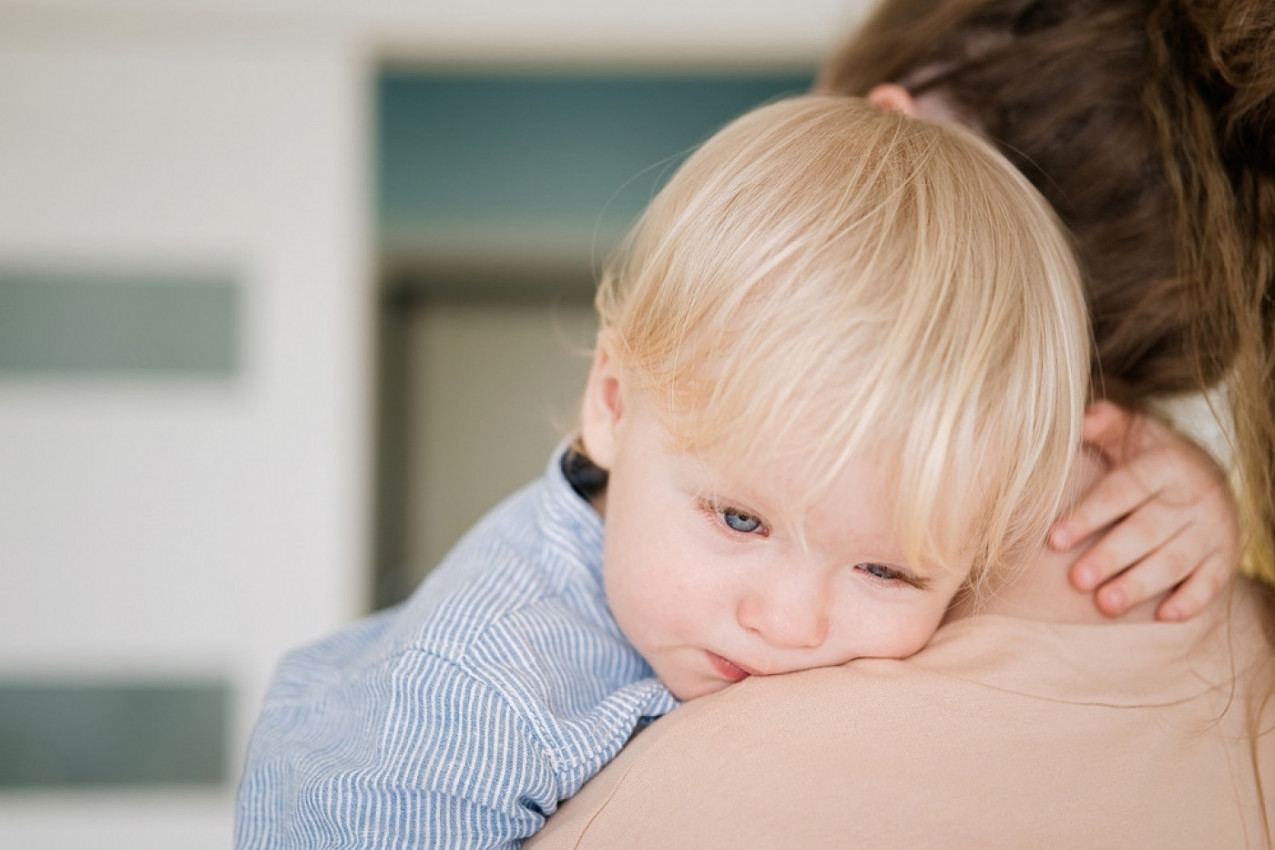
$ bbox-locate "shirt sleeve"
[235,644,561,849]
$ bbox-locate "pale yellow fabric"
[530,578,1274,850]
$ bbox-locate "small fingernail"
[1050,527,1070,549]
[1074,563,1097,589]
[1160,604,1182,622]
[1102,587,1126,614]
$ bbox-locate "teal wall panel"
[0,679,230,788]
[377,71,814,238]
[0,271,239,378]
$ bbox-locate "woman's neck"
[946,449,1165,626]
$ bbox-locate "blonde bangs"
[596,95,1090,579]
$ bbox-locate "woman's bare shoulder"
[530,582,1273,850]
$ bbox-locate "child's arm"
[1047,401,1240,621]
[235,641,558,850]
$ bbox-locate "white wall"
[0,12,371,848]
[4,1,856,64]
[0,1,864,846]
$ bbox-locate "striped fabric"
[235,448,678,848]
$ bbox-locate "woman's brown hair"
[819,0,1275,583]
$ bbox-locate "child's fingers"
[1155,550,1231,622]
[1063,402,1239,620]
[1051,461,1161,551]
[1067,500,1183,592]
[1088,522,1222,615]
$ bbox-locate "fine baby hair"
[818,0,1275,581]
[592,93,1091,585]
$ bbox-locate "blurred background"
[0,0,865,845]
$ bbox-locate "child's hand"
[1048,400,1239,621]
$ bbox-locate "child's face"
[583,358,974,702]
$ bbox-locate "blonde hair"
[594,94,1090,584]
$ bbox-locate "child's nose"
[736,581,829,650]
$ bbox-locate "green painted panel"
[378,71,814,237]
[0,679,230,788]
[0,271,239,377]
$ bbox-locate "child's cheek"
[890,602,949,657]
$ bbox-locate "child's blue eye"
[722,510,762,533]
[858,562,901,582]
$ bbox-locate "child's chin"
[667,677,729,702]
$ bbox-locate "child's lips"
[707,651,754,683]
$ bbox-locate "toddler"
[236,93,1091,848]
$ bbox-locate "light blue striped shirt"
[235,448,679,848]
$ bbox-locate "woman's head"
[589,94,1090,586]
[819,0,1275,578]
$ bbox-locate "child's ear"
[580,333,625,472]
